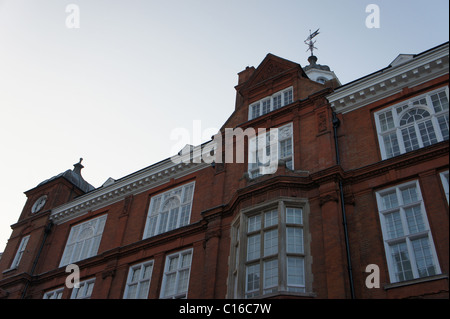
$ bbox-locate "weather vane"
[304,28,320,57]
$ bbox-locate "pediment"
[390,54,415,67]
[240,54,306,90]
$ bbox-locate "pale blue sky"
[0,0,448,252]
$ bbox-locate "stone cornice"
[49,160,210,225]
[328,43,449,114]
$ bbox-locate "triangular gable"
[238,53,307,91]
[389,54,415,67]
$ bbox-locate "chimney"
[237,66,255,85]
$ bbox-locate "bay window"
[228,198,310,298]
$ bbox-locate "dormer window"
[249,87,293,120]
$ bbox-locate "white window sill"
[2,267,18,275]
[384,273,448,290]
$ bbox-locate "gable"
[237,53,307,92]
[389,54,415,67]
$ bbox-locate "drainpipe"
[332,112,356,299]
[21,220,53,299]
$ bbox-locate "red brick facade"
[0,43,448,299]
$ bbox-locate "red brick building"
[0,42,448,299]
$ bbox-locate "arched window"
[60,215,107,267]
[375,88,449,159]
[144,182,195,239]
[399,108,437,152]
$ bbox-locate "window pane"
[150,197,161,215]
[178,269,190,293]
[286,208,302,224]
[287,227,303,253]
[263,259,278,292]
[390,242,413,282]
[381,191,399,210]
[168,256,179,271]
[86,282,94,297]
[164,273,176,296]
[431,91,449,113]
[143,264,153,279]
[137,281,150,299]
[158,211,169,234]
[264,210,278,227]
[131,267,140,282]
[246,264,260,294]
[379,111,395,132]
[247,234,261,260]
[401,185,418,204]
[400,109,430,126]
[405,205,425,234]
[167,208,179,231]
[438,114,449,140]
[181,252,192,268]
[418,120,437,146]
[179,205,190,227]
[147,216,158,237]
[411,237,436,278]
[248,215,261,232]
[273,94,282,110]
[284,89,293,105]
[251,103,260,119]
[263,229,278,256]
[182,184,194,203]
[279,139,292,159]
[287,257,304,287]
[262,99,271,115]
[401,126,420,152]
[383,133,401,158]
[384,211,404,239]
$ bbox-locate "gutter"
[332,112,356,299]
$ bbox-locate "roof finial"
[73,158,84,176]
[304,28,320,57]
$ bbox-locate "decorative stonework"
[328,44,449,114]
[251,60,290,85]
[50,161,209,225]
[317,111,328,133]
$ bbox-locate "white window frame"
[376,180,441,283]
[248,87,294,120]
[248,123,293,179]
[70,278,95,299]
[11,235,30,269]
[143,182,195,239]
[228,198,309,299]
[123,260,154,299]
[374,87,449,160]
[440,170,449,203]
[160,249,193,299]
[43,287,64,299]
[59,215,108,267]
